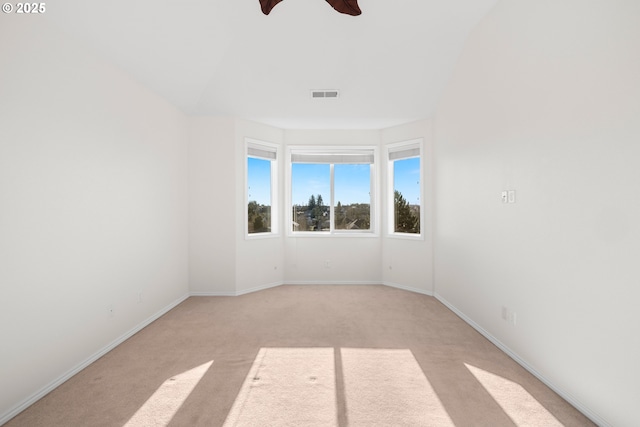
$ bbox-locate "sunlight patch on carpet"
[223,348,337,427]
[341,348,454,426]
[124,360,213,427]
[465,363,563,426]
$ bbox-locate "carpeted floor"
[5,285,595,426]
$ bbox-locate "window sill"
[387,232,424,241]
[288,232,379,238]
[245,232,280,240]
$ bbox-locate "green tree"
[248,201,258,233]
[394,190,419,233]
[310,194,323,230]
[248,200,258,217]
[248,201,271,233]
[335,201,345,228]
[253,215,264,232]
[303,194,327,231]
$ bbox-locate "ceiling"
[44,0,498,129]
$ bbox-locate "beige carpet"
[223,347,337,427]
[340,348,454,426]
[5,285,595,426]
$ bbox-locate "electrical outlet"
[501,191,508,203]
[324,259,331,268]
[107,304,114,318]
[508,190,516,203]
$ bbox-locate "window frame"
[245,138,279,239]
[386,138,424,240]
[286,145,379,237]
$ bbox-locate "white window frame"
[245,138,279,239]
[387,138,424,240]
[286,145,379,237]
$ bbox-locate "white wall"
[381,120,434,294]
[283,130,382,284]
[188,118,285,295]
[235,119,285,294]
[188,117,237,295]
[0,18,189,423]
[434,1,640,426]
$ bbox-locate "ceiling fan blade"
[260,0,362,16]
[260,0,284,15]
[325,0,361,16]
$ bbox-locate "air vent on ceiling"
[311,90,339,99]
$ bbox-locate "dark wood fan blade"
[260,0,362,16]
[260,0,284,15]
[325,0,361,16]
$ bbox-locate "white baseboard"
[434,293,609,427]
[189,281,284,297]
[189,290,237,297]
[236,281,284,296]
[190,282,434,296]
[0,293,190,427]
[191,282,434,297]
[283,280,382,286]
[382,281,434,296]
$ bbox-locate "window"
[291,163,330,232]
[246,139,278,237]
[387,139,422,236]
[288,147,376,235]
[334,164,371,230]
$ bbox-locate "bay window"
[246,139,278,237]
[288,147,377,235]
[387,139,422,237]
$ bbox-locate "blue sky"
[247,157,271,205]
[291,164,372,206]
[291,163,330,206]
[335,164,371,205]
[248,157,421,206]
[394,157,421,206]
